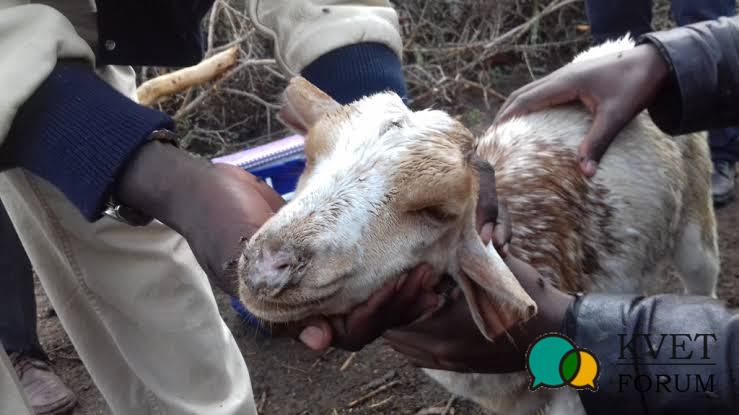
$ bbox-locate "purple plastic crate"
[213,134,305,200]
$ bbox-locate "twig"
[360,370,397,391]
[223,88,281,109]
[415,396,457,415]
[173,58,276,120]
[206,0,222,56]
[309,347,336,370]
[347,380,400,408]
[49,353,81,362]
[442,396,456,415]
[137,46,239,106]
[368,396,393,409]
[339,352,356,372]
[522,50,536,81]
[455,78,507,101]
[483,0,581,49]
[212,29,256,54]
[256,391,267,413]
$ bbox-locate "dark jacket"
[640,17,739,135]
[565,294,738,414]
[96,0,214,67]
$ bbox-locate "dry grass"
[138,0,689,158]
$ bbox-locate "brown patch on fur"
[391,126,477,213]
[479,141,620,292]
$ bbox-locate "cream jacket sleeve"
[248,0,403,75]
[0,1,94,142]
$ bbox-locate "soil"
[33,72,739,414]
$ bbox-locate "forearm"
[564,294,738,414]
[638,16,739,134]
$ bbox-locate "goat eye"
[419,205,457,222]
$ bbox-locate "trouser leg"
[0,200,43,359]
[671,0,739,163]
[670,0,736,25]
[585,0,653,44]
[0,169,257,415]
[707,128,739,162]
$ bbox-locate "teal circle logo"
[526,334,600,391]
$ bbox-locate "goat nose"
[247,249,296,297]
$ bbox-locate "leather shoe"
[712,160,736,207]
[10,353,77,415]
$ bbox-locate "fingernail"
[583,160,598,176]
[395,273,408,290]
[481,223,494,244]
[299,326,325,350]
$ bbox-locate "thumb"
[577,108,628,177]
[298,318,333,351]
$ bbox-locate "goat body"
[239,39,718,414]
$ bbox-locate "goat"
[238,39,719,414]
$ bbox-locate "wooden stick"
[136,46,239,106]
[347,380,400,408]
[339,352,357,372]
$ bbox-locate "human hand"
[382,255,574,373]
[494,44,670,176]
[116,141,285,296]
[271,265,442,351]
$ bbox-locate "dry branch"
[339,352,357,371]
[141,0,590,157]
[137,46,239,106]
[347,380,401,408]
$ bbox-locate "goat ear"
[453,228,537,341]
[278,77,341,135]
[470,155,499,231]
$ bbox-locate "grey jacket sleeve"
[563,294,738,414]
[638,16,739,135]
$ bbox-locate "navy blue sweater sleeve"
[301,42,407,104]
[0,62,173,221]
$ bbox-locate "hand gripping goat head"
[238,77,536,340]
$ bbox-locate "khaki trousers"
[0,66,256,415]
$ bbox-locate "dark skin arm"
[115,140,503,351]
[494,44,670,176]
